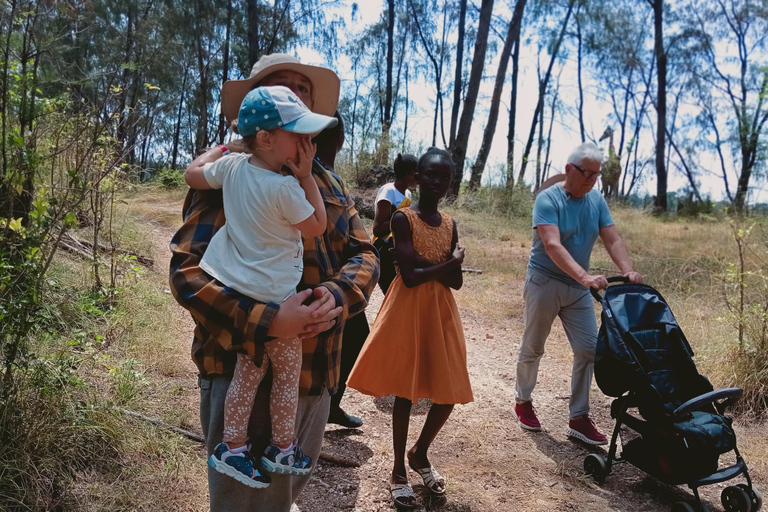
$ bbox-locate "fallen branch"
[462,267,483,274]
[120,407,361,467]
[119,408,204,443]
[60,233,154,267]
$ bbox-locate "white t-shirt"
[375,182,411,208]
[199,153,315,303]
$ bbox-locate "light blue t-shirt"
[528,185,614,287]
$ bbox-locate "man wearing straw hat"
[170,53,378,511]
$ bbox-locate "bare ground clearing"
[126,191,766,512]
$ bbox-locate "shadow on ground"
[374,395,434,416]
[523,429,719,511]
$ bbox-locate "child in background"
[372,153,418,294]
[184,85,337,488]
[347,148,473,509]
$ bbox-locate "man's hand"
[287,138,316,179]
[268,288,342,339]
[582,274,609,290]
[624,270,644,284]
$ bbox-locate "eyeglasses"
[571,163,601,179]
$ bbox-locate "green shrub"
[152,167,186,189]
[716,221,768,416]
[0,356,121,510]
[453,185,534,229]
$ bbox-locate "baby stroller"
[584,277,761,512]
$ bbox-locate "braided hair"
[393,153,418,179]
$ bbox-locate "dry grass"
[46,188,767,511]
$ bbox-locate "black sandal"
[390,481,419,509]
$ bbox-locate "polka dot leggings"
[222,337,302,448]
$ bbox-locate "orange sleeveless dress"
[347,208,473,405]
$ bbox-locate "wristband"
[218,144,230,156]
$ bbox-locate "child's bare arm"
[289,139,327,238]
[392,212,464,288]
[437,222,464,290]
[185,142,245,190]
[372,199,393,238]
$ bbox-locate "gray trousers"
[199,373,330,512]
[515,268,598,419]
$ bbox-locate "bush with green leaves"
[152,167,187,189]
[717,221,768,416]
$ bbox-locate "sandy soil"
[138,192,765,512]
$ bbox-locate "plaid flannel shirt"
[169,158,379,396]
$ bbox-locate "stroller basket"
[582,278,760,512]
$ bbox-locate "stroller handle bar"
[590,275,630,301]
[672,387,743,419]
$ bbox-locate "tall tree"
[448,0,494,197]
[380,0,396,164]
[409,0,451,147]
[574,1,586,143]
[517,0,576,186]
[468,0,527,191]
[647,0,668,212]
[449,0,468,147]
[505,0,525,186]
[586,0,651,198]
[686,0,768,213]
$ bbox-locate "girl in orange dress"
[347,147,473,509]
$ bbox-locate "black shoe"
[327,408,363,428]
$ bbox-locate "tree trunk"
[575,5,585,143]
[248,0,260,67]
[543,77,559,184]
[171,68,187,170]
[535,82,545,191]
[218,0,233,144]
[449,0,467,147]
[469,0,526,191]
[506,3,523,187]
[651,0,667,213]
[193,0,209,154]
[517,0,575,186]
[402,65,409,151]
[409,0,444,148]
[376,0,396,166]
[449,0,494,198]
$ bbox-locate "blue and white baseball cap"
[238,85,338,137]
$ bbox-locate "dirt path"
[137,192,764,512]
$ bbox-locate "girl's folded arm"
[437,222,463,290]
[391,212,461,288]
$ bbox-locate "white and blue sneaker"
[260,440,312,476]
[207,443,271,488]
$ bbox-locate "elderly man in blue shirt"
[514,142,643,445]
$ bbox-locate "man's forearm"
[319,207,379,318]
[600,225,634,274]
[546,242,591,285]
[605,239,634,274]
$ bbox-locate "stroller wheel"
[583,454,607,484]
[671,502,695,512]
[736,484,763,512]
[722,485,753,512]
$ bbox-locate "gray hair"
[566,142,603,166]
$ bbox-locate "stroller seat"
[583,279,760,512]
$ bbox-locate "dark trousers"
[331,312,370,409]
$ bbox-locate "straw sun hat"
[221,53,341,124]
